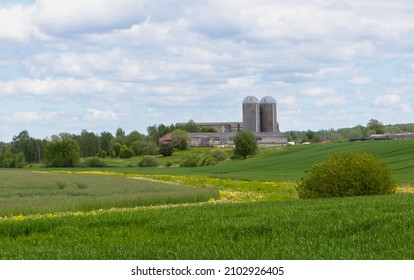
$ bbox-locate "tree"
[119,145,134,158]
[99,131,114,155]
[110,142,122,158]
[170,129,189,150]
[115,127,125,138]
[159,142,174,157]
[43,139,80,167]
[233,131,258,159]
[295,151,396,199]
[367,119,385,134]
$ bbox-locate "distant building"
[167,96,288,148]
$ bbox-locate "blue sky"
[1,0,414,142]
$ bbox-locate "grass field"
[57,139,414,184]
[1,139,414,259]
[0,170,218,217]
[1,194,413,259]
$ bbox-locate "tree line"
[285,120,414,144]
[1,119,413,168]
[0,120,209,168]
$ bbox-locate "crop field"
[1,194,413,259]
[0,170,218,217]
[1,139,414,259]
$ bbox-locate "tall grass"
[1,194,413,260]
[0,170,218,217]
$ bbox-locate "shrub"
[119,145,134,158]
[210,149,228,161]
[138,156,159,167]
[295,151,397,199]
[159,142,174,157]
[165,160,173,167]
[83,156,107,167]
[110,142,122,158]
[180,155,200,167]
[197,155,217,166]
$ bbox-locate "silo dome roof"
[260,96,276,104]
[242,96,259,104]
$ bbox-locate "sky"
[1,0,414,142]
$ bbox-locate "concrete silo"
[242,96,260,133]
[260,96,279,133]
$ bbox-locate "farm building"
[171,96,288,147]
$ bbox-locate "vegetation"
[138,156,159,167]
[295,151,397,199]
[158,142,174,157]
[0,194,413,259]
[83,157,107,167]
[0,170,218,217]
[170,129,189,150]
[233,131,258,159]
[1,123,414,260]
[43,139,80,167]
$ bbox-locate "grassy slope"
[86,139,414,184]
[1,194,413,260]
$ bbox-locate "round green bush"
[119,145,135,159]
[295,150,397,199]
[210,149,228,161]
[83,156,107,167]
[138,156,159,167]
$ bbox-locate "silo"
[260,96,278,133]
[242,96,260,133]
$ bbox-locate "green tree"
[295,151,396,199]
[233,131,258,159]
[43,139,80,167]
[110,142,122,158]
[115,127,125,138]
[170,129,189,150]
[367,119,385,134]
[159,142,174,157]
[99,131,114,156]
[119,145,134,158]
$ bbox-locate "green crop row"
[1,194,413,260]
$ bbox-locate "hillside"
[120,139,414,184]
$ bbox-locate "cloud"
[0,5,33,42]
[374,94,401,106]
[349,76,372,85]
[313,96,346,107]
[8,111,62,122]
[33,0,147,35]
[86,108,118,121]
[303,87,336,97]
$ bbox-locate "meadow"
[0,170,218,217]
[1,139,414,259]
[1,194,413,259]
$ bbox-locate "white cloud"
[86,108,118,121]
[313,96,346,107]
[374,94,401,106]
[399,104,413,113]
[33,0,147,35]
[349,76,372,85]
[303,87,336,97]
[9,111,62,122]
